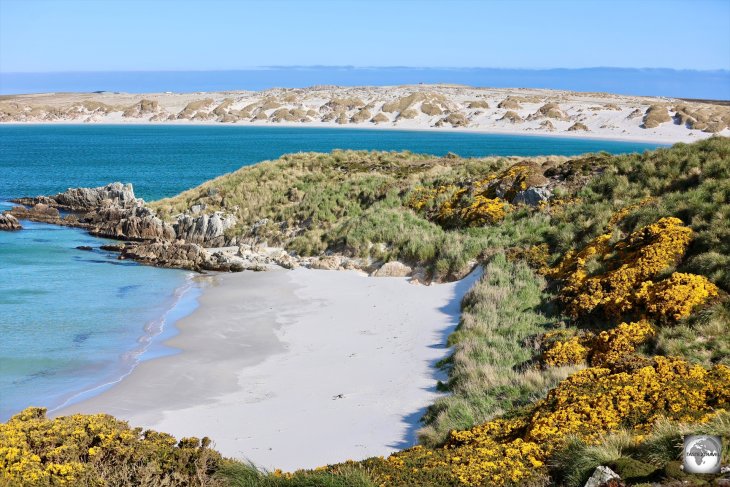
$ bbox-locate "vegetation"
[3,137,730,485]
[642,104,671,128]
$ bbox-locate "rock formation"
[6,183,240,272]
[0,213,22,231]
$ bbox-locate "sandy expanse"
[56,267,482,471]
[3,85,728,143]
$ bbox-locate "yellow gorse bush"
[0,408,221,486]
[407,161,549,228]
[373,356,730,486]
[548,217,717,320]
[636,272,719,321]
[542,320,656,367]
[408,182,507,228]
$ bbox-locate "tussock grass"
[550,412,730,487]
[219,462,375,487]
[498,97,522,110]
[418,254,579,446]
[642,104,671,128]
[567,122,589,131]
[499,110,523,123]
[151,150,562,279]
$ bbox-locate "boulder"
[174,211,236,247]
[584,466,621,487]
[272,251,299,269]
[41,183,137,211]
[85,205,175,241]
[372,261,412,277]
[0,213,22,231]
[409,266,430,285]
[9,204,62,224]
[120,240,212,271]
[310,255,341,270]
[512,186,552,206]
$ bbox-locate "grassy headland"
[2,137,729,486]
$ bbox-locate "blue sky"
[1,0,729,73]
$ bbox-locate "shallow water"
[0,125,665,421]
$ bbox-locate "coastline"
[55,266,482,471]
[48,272,203,414]
[0,119,690,145]
[0,211,203,421]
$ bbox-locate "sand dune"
[3,84,729,143]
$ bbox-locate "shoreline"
[1,120,687,145]
[55,266,482,471]
[48,272,203,414]
[0,210,204,421]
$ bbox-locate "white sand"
[4,85,728,143]
[56,267,482,471]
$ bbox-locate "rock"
[100,244,125,252]
[372,261,412,277]
[174,211,236,247]
[272,251,299,269]
[17,183,138,211]
[409,266,430,285]
[86,205,176,241]
[0,213,22,231]
[310,255,341,270]
[75,245,93,251]
[512,186,552,206]
[341,259,362,271]
[9,204,62,224]
[584,466,621,487]
[120,241,212,271]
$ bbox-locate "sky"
[1,0,729,73]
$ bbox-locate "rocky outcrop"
[85,204,176,241]
[512,186,552,206]
[14,183,137,211]
[120,240,211,270]
[8,183,242,272]
[174,212,236,247]
[8,203,62,224]
[309,255,342,270]
[0,213,22,231]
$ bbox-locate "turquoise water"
[0,125,665,421]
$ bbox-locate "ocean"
[2,67,729,99]
[0,125,665,420]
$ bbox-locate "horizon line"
[2,66,730,75]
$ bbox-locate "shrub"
[0,408,223,486]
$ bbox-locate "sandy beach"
[56,266,482,471]
[3,85,728,144]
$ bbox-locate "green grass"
[219,462,375,487]
[418,254,580,446]
[550,412,730,487]
[151,150,563,280]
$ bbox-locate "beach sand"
[4,85,728,143]
[56,267,481,471]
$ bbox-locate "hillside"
[2,85,730,143]
[2,137,729,486]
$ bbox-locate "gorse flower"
[548,217,716,321]
[0,408,221,486]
